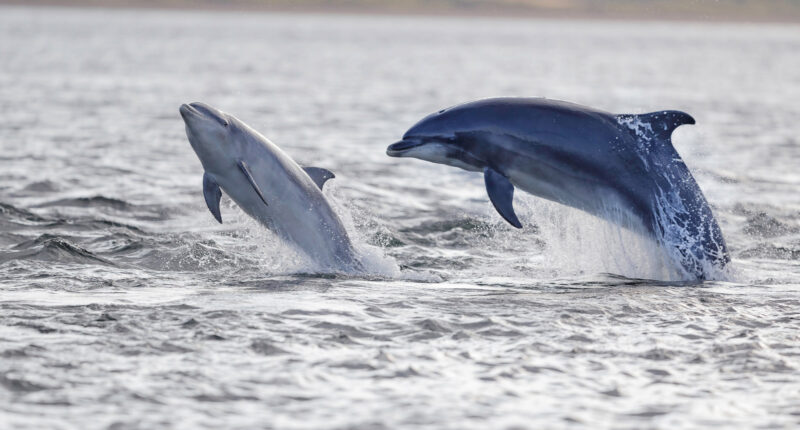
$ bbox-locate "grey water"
[1,6,799,429]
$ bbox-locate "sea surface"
[1,6,799,429]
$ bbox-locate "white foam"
[319,183,403,278]
[520,197,684,281]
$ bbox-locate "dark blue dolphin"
[387,98,729,280]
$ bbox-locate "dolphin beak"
[178,103,202,120]
[179,103,199,120]
[386,138,424,157]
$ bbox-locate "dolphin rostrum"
[180,102,360,271]
[387,97,729,280]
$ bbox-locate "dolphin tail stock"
[650,183,730,280]
[616,110,730,279]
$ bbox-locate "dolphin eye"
[222,120,229,127]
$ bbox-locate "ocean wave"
[3,234,115,266]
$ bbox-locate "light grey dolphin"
[387,98,729,280]
[180,102,360,271]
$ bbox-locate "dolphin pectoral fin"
[237,160,269,206]
[203,172,223,224]
[484,167,522,229]
[302,167,335,190]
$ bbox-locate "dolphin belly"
[505,160,653,236]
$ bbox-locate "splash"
[324,183,403,278]
[181,181,402,279]
[519,196,684,281]
[233,212,400,278]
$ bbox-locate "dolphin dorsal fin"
[303,167,335,190]
[616,110,695,142]
[484,167,522,229]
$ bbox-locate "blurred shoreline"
[3,0,800,23]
